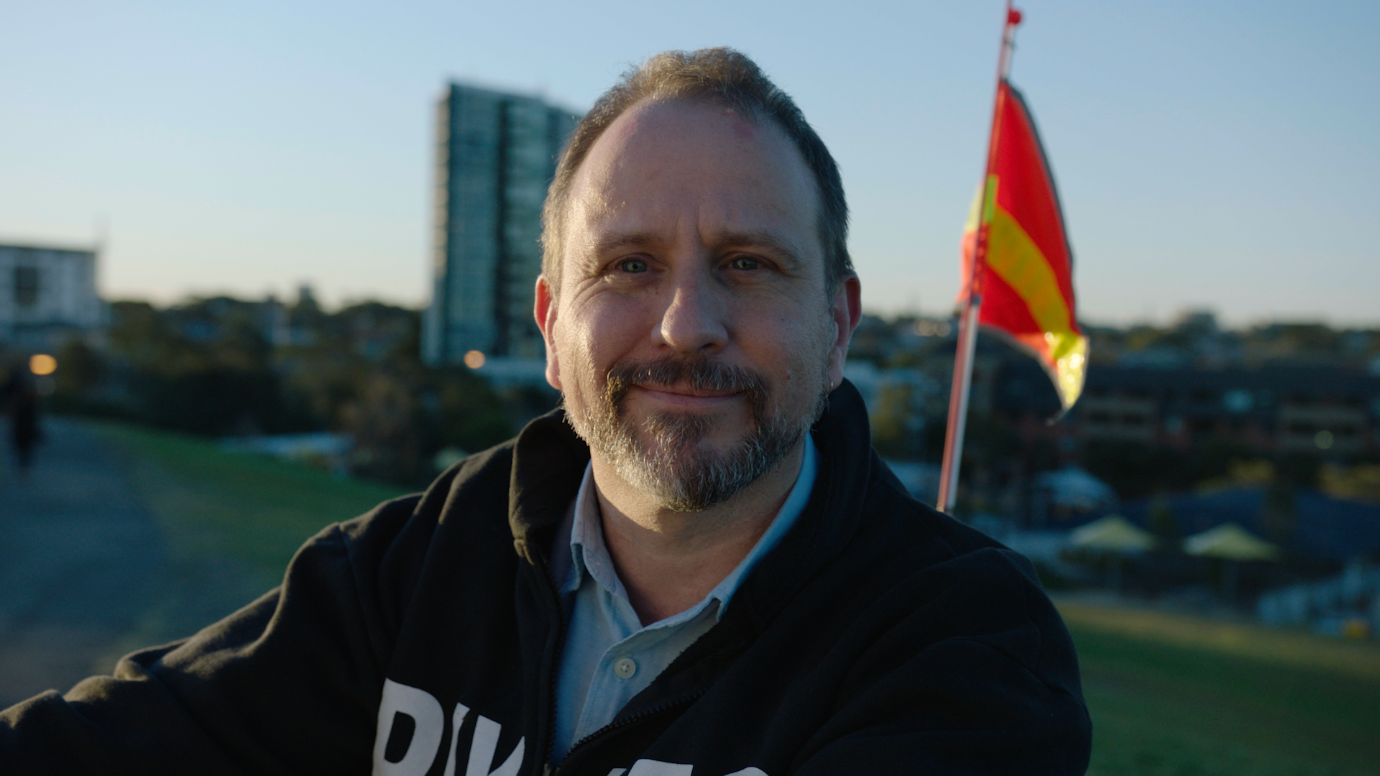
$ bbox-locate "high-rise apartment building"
[422,83,579,367]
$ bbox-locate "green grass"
[86,420,412,657]
[1059,599,1380,776]
[91,421,411,580]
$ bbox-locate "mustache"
[604,355,769,418]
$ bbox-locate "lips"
[631,384,740,409]
[636,383,737,399]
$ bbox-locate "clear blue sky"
[3,0,1377,327]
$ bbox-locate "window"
[14,266,39,307]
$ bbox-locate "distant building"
[0,241,105,353]
[1065,364,1380,455]
[422,83,579,367]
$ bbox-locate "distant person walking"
[4,372,41,476]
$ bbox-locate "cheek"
[562,297,647,378]
[794,311,838,386]
[746,307,832,387]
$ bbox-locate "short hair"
[540,47,852,297]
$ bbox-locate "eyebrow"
[586,229,809,269]
[713,230,809,268]
[590,231,660,258]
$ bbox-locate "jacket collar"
[508,409,589,566]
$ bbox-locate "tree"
[346,373,426,486]
[56,338,104,393]
[870,384,918,459]
[435,374,514,457]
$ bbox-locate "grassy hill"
[94,420,412,579]
[89,420,411,657]
[1063,600,1380,775]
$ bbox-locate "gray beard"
[567,355,827,512]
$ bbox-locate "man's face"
[536,98,858,511]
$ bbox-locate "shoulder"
[323,406,586,599]
[855,461,1065,659]
[793,467,1090,770]
[712,457,1091,773]
[300,435,521,621]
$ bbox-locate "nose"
[653,266,729,354]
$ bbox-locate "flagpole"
[937,1,1022,513]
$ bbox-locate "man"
[1,48,1090,774]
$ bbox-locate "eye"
[729,256,761,271]
[617,258,648,274]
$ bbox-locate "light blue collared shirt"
[550,436,818,760]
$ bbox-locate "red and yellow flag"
[960,79,1087,412]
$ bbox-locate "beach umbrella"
[1069,515,1154,592]
[1184,523,1279,561]
[1184,522,1279,604]
[1070,515,1156,553]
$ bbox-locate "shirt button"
[613,657,637,680]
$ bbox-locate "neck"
[590,439,805,625]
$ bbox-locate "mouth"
[602,355,769,419]
[630,383,741,409]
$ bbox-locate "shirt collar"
[562,462,628,600]
[558,434,819,621]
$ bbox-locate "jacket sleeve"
[790,550,1092,775]
[0,506,408,775]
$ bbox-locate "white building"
[0,242,106,353]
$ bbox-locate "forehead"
[562,98,821,263]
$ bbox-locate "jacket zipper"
[536,554,567,776]
[551,687,709,776]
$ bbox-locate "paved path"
[0,416,168,708]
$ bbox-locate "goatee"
[566,354,826,512]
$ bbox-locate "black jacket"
[0,381,1091,775]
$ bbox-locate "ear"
[826,275,862,391]
[534,275,562,390]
